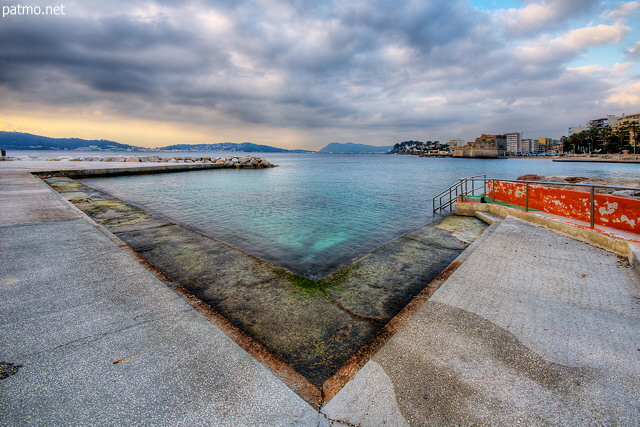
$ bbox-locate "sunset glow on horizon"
[1,0,639,149]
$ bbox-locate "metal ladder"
[432,175,487,213]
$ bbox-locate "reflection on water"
[81,153,638,277]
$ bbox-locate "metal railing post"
[590,186,595,228]
[491,180,495,203]
[525,182,529,212]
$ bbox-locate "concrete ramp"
[323,216,640,425]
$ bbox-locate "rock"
[125,157,140,162]
[543,176,569,183]
[564,176,590,183]
[517,174,543,181]
[611,190,640,198]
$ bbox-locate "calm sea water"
[38,151,634,278]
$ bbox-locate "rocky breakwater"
[11,155,277,168]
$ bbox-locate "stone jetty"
[2,155,277,168]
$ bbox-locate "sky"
[1,0,639,150]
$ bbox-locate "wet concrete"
[45,177,487,389]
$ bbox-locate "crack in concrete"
[400,235,465,251]
[21,309,192,359]
[323,292,386,325]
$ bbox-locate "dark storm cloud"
[0,0,634,142]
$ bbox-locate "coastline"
[553,157,640,164]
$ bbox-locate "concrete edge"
[32,163,226,178]
[321,214,502,403]
[456,202,640,278]
[629,243,640,278]
[38,174,323,408]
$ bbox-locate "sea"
[14,150,639,277]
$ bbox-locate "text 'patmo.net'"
[3,4,66,18]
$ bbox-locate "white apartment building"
[505,132,521,154]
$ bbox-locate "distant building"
[452,134,507,158]
[522,138,538,154]
[536,138,554,154]
[616,113,640,148]
[568,125,588,135]
[448,138,466,147]
[588,115,620,131]
[505,132,521,154]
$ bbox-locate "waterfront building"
[588,115,620,131]
[448,138,466,147]
[568,125,588,135]
[505,132,521,154]
[452,134,507,158]
[616,113,640,150]
[536,138,554,154]
[523,138,538,154]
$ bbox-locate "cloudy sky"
[1,0,639,150]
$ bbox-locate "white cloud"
[499,0,598,37]
[517,22,629,64]
[603,1,640,22]
[0,0,636,146]
[628,41,640,58]
[606,81,640,105]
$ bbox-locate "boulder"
[517,174,543,181]
[611,190,640,198]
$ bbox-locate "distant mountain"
[0,131,137,151]
[319,142,393,153]
[159,142,313,153]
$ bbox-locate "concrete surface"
[44,176,486,390]
[323,216,640,425]
[2,160,640,425]
[1,170,321,425]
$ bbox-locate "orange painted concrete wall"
[487,180,640,234]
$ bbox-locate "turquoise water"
[81,153,638,277]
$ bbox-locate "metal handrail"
[432,175,486,213]
[478,179,639,192]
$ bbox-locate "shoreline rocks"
[3,155,278,168]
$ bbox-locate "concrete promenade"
[1,161,639,425]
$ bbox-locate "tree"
[600,125,621,153]
[628,121,639,154]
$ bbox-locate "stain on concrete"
[45,177,488,390]
[374,301,596,425]
[0,362,22,380]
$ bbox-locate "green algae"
[277,263,360,296]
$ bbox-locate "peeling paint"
[618,215,636,228]
[598,201,618,216]
[488,180,640,234]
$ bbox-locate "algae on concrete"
[45,177,488,388]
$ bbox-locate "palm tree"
[587,127,600,154]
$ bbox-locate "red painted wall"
[487,180,640,234]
